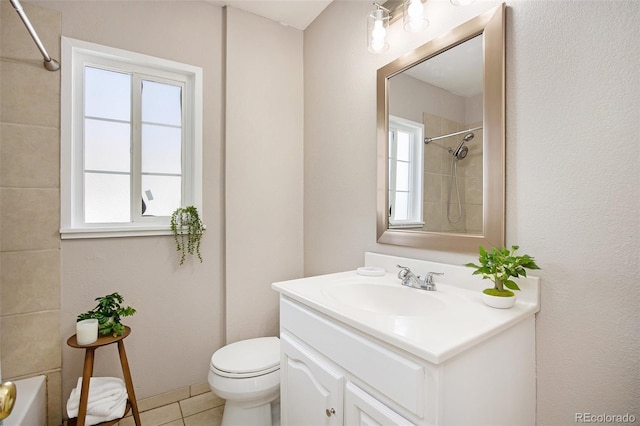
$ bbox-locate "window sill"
[388,222,425,229]
[60,225,173,240]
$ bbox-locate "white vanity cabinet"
[344,382,417,426]
[274,253,540,426]
[280,332,344,426]
[278,296,536,426]
[281,328,418,426]
[279,298,428,426]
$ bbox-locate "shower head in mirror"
[452,132,474,159]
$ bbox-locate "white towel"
[67,377,128,425]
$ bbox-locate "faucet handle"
[422,272,444,291]
[423,271,444,285]
[396,264,411,279]
[420,272,443,291]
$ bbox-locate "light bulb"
[403,0,428,32]
[368,8,388,54]
[407,0,423,19]
[371,20,386,52]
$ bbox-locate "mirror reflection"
[377,4,505,253]
[387,35,483,234]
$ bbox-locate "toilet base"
[271,399,281,426]
[208,337,281,426]
[222,399,279,426]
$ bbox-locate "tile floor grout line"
[177,398,186,425]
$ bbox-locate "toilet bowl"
[208,336,281,426]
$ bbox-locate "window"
[388,116,424,228]
[61,37,203,238]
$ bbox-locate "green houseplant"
[465,245,540,308]
[170,206,205,265]
[77,292,136,337]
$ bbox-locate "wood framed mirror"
[376,4,505,252]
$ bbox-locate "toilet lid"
[211,337,280,376]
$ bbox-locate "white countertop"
[272,254,540,364]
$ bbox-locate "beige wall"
[224,7,304,344]
[3,0,638,425]
[2,1,303,423]
[304,1,639,425]
[390,73,466,124]
[28,0,227,420]
[0,1,63,424]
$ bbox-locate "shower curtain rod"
[424,126,483,144]
[10,0,60,71]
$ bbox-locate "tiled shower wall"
[0,1,63,424]
[423,112,483,234]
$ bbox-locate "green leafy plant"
[465,245,540,297]
[77,292,136,337]
[170,206,205,265]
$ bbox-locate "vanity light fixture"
[368,0,475,54]
[403,0,429,32]
[368,3,391,54]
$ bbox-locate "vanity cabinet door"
[345,382,416,426]
[281,333,344,426]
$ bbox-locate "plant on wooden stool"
[77,292,136,337]
[170,205,205,265]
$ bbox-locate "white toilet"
[208,336,281,426]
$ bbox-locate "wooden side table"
[66,326,141,426]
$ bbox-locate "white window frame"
[388,115,424,228]
[60,37,203,239]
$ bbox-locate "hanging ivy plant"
[170,206,205,265]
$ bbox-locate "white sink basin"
[322,282,446,316]
[273,254,541,363]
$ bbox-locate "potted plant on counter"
[465,245,540,309]
[170,205,205,265]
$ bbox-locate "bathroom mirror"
[377,4,505,252]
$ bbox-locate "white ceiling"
[209,0,334,30]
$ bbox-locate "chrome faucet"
[396,265,444,291]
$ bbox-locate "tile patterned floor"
[117,389,225,426]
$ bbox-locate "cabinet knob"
[326,408,336,417]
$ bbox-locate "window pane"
[393,192,409,221]
[85,67,131,121]
[142,80,182,126]
[85,119,131,172]
[142,124,182,174]
[395,161,410,191]
[396,131,411,161]
[84,172,130,223]
[142,175,181,217]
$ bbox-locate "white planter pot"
[481,292,516,309]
